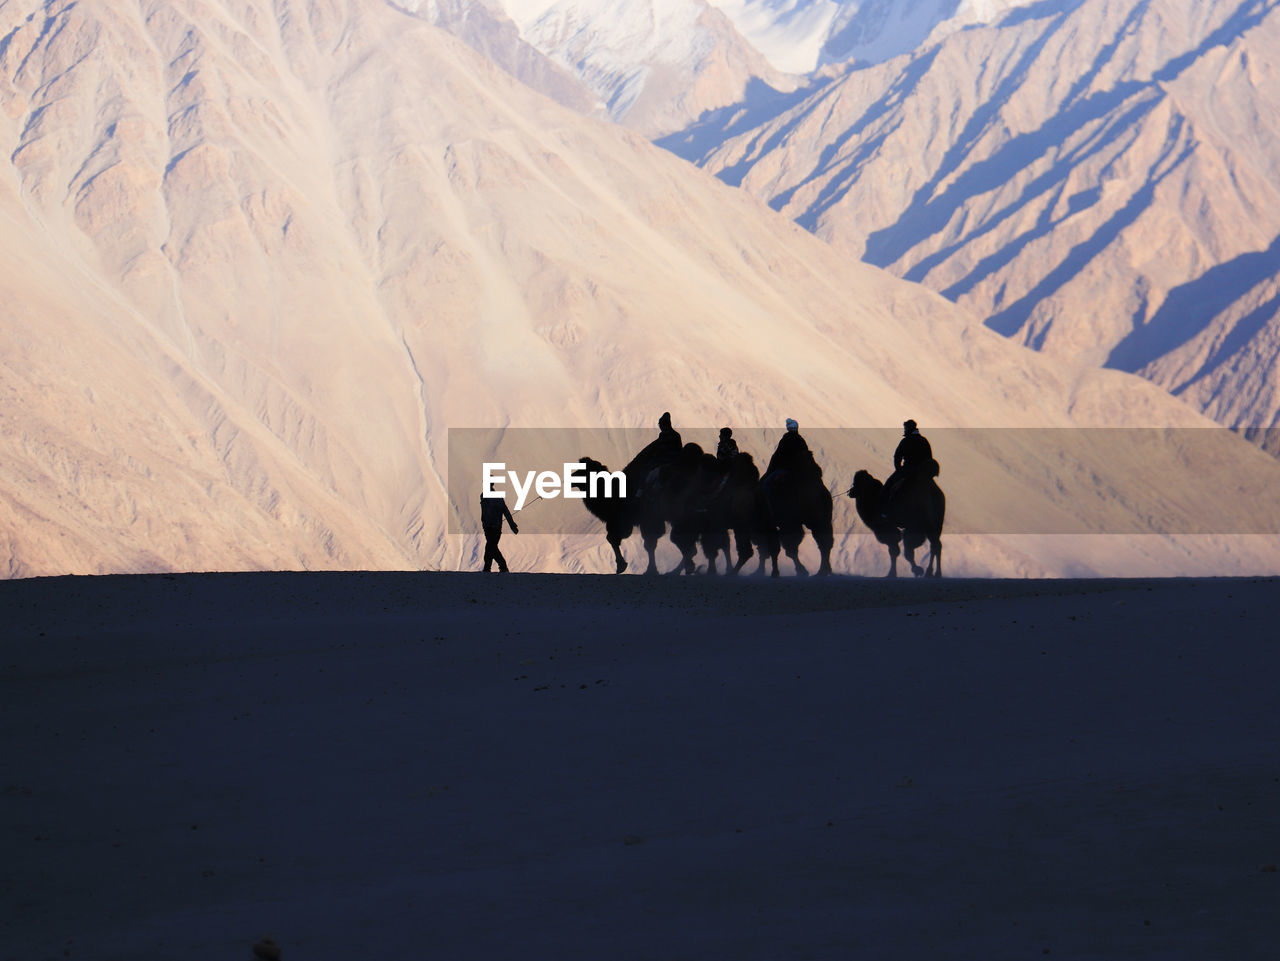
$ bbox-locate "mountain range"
[1,0,1277,578]
[466,0,1279,443]
[660,0,1280,441]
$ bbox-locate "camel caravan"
[573,414,946,578]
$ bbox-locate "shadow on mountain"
[1152,0,1276,84]
[1106,235,1280,380]
[786,48,941,228]
[985,130,1194,340]
[995,0,1090,29]
[861,6,1081,270]
[913,0,1162,295]
[929,88,1162,301]
[656,77,834,178]
[863,0,1272,307]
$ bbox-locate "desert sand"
[3,570,1277,959]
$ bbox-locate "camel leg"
[755,533,780,577]
[813,526,834,576]
[766,546,780,577]
[666,533,698,575]
[927,536,942,577]
[610,537,628,574]
[753,532,781,576]
[643,535,659,575]
[885,538,900,578]
[703,533,729,575]
[668,549,697,575]
[904,543,923,577]
[786,548,809,576]
[731,529,753,575]
[779,524,806,576]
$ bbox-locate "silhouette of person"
[629,411,684,490]
[764,417,816,479]
[716,427,739,464]
[657,411,681,448]
[480,491,518,573]
[884,419,933,508]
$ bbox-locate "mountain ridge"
[668,0,1280,436]
[1,0,1277,578]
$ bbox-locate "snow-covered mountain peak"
[517,0,711,66]
[705,0,1041,73]
[705,0,841,73]
[489,0,1044,131]
[492,0,791,134]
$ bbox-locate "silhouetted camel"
[660,444,728,575]
[573,452,670,578]
[703,451,780,575]
[846,469,945,577]
[761,446,833,576]
[575,414,687,572]
[578,438,776,575]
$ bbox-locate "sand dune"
[2,0,1277,579]
[3,570,1278,957]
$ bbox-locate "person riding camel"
[628,411,684,495]
[764,418,820,484]
[657,411,681,447]
[883,419,934,512]
[716,427,739,464]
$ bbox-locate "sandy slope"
[3,571,1278,959]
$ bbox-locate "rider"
[883,419,934,511]
[657,411,681,447]
[715,427,739,464]
[628,411,684,494]
[764,418,820,483]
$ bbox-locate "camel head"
[848,469,879,499]
[576,456,609,476]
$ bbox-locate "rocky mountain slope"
[1,0,1276,578]
[667,0,1280,438]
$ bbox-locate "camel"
[846,469,944,577]
[760,444,833,576]
[575,442,724,575]
[702,451,780,575]
[658,444,726,575]
[574,453,666,574]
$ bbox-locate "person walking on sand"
[480,491,518,573]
